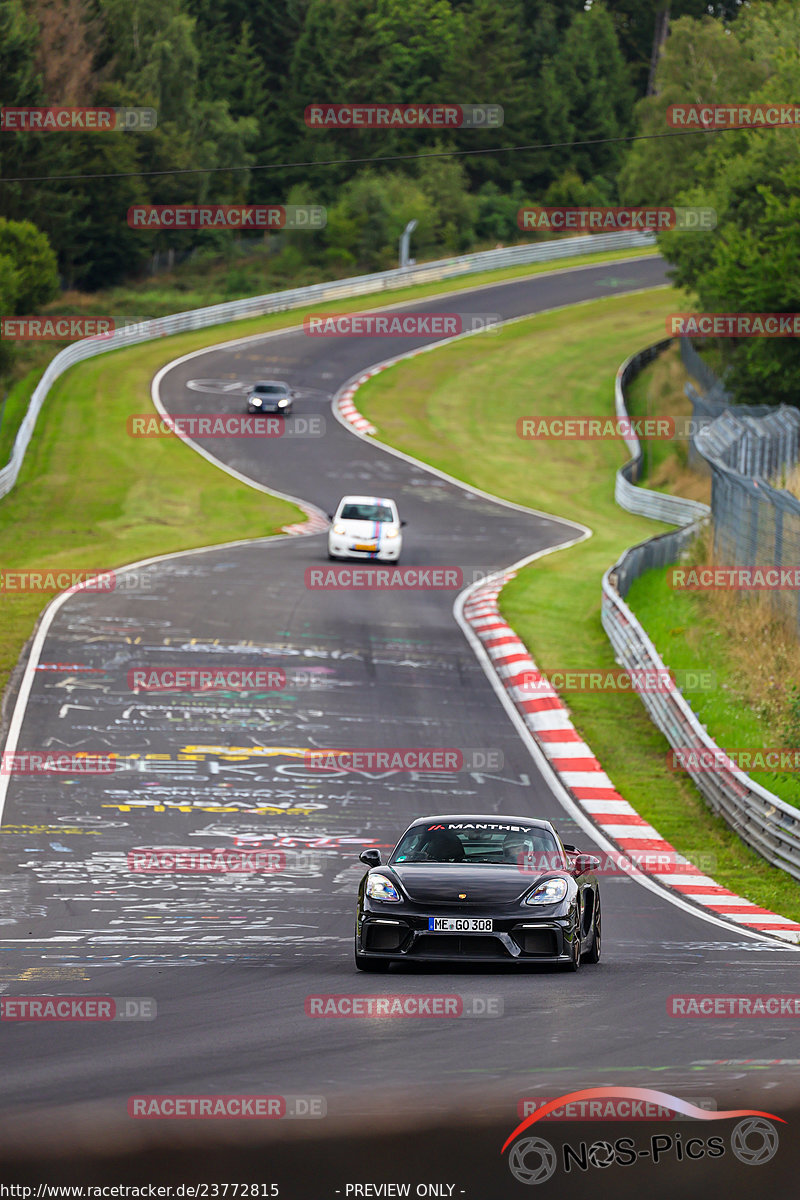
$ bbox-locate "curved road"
[2,256,798,1160]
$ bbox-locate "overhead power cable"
[0,124,771,185]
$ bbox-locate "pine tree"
[550,2,635,189]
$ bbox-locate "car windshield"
[391,823,562,866]
[340,503,394,523]
[253,384,286,395]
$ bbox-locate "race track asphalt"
[2,255,798,1144]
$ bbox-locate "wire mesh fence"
[681,338,800,634]
[603,338,800,889]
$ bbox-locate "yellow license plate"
[354,543,376,551]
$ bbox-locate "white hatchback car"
[327,495,404,562]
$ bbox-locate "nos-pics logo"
[502,1087,782,1185]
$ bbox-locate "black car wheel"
[582,898,601,964]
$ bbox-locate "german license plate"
[354,543,377,551]
[428,917,493,932]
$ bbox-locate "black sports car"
[355,814,601,972]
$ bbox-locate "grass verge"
[355,289,800,920]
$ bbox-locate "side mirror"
[400,519,407,527]
[573,853,600,877]
[327,513,334,521]
[359,848,382,868]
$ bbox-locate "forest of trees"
[0,0,741,287]
[4,0,800,404]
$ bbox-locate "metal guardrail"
[604,342,800,882]
[607,520,701,599]
[613,340,711,526]
[0,229,655,502]
[602,570,800,881]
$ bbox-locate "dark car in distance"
[245,380,294,416]
[355,815,601,972]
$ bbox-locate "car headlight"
[365,873,401,902]
[524,877,568,905]
[384,527,399,539]
[332,523,347,535]
[250,397,262,406]
[278,398,289,407]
